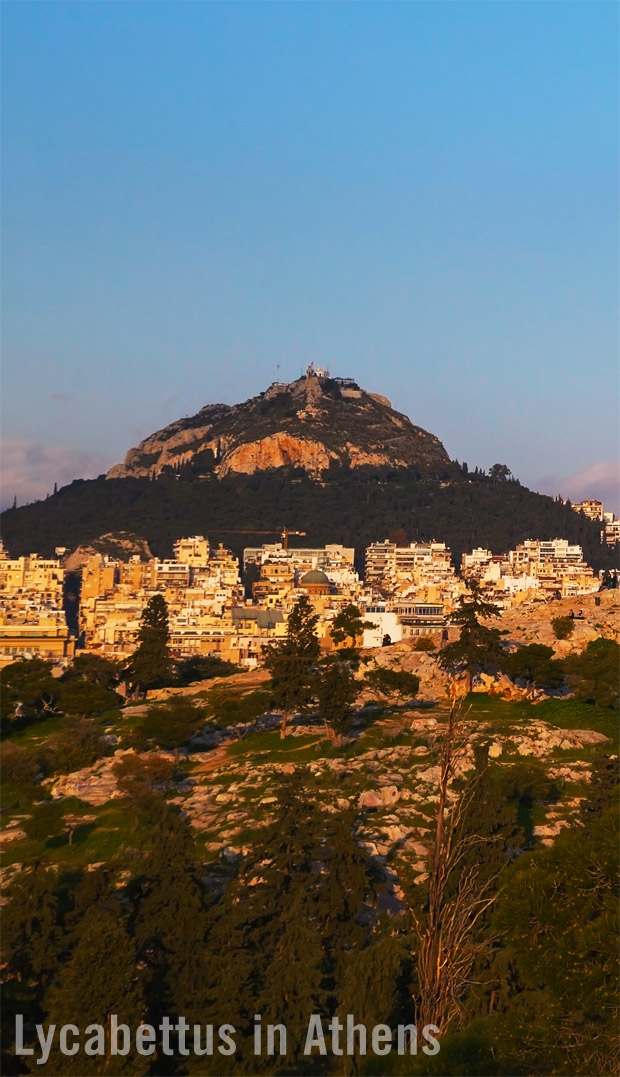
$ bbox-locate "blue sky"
[2,2,618,511]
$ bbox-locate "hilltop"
[106,367,451,481]
[1,369,616,570]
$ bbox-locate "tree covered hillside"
[1,468,615,572]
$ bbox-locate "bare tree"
[410,689,507,1035]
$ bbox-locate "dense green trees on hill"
[1,467,615,571]
[2,742,616,1075]
[1,592,618,1074]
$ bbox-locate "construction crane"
[209,527,307,551]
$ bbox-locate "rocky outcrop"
[64,531,153,570]
[491,590,620,655]
[106,370,451,481]
[218,434,337,478]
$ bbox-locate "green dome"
[300,569,330,585]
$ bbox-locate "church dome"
[300,569,330,585]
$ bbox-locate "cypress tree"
[124,594,172,694]
[43,901,146,1075]
[262,595,320,737]
[316,657,360,745]
[130,803,218,1067]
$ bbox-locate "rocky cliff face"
[106,370,451,481]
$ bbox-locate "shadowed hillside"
[1,468,615,573]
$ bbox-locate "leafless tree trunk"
[280,710,292,739]
[410,692,504,1035]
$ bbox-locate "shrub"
[1,742,41,785]
[112,753,177,794]
[22,800,66,843]
[174,654,239,686]
[54,680,121,717]
[61,653,121,688]
[42,718,112,775]
[500,644,564,688]
[412,636,436,652]
[364,667,421,700]
[562,638,619,710]
[130,698,205,752]
[0,658,59,726]
[551,616,575,640]
[205,686,273,729]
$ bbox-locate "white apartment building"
[244,542,355,571]
[509,539,585,569]
[602,517,620,547]
[365,540,459,601]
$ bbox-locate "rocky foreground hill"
[4,590,615,888]
[106,368,451,480]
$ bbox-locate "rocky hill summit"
[106,366,451,481]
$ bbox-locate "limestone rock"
[358,786,400,810]
[106,372,451,482]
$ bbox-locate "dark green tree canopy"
[330,604,373,646]
[124,593,172,693]
[488,463,512,483]
[262,595,320,734]
[316,655,360,744]
[364,664,421,702]
[438,584,505,675]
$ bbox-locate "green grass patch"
[463,694,618,748]
[7,714,66,748]
[224,729,329,764]
[533,699,618,747]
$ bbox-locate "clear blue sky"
[2,2,618,511]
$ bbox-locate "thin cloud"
[534,459,620,515]
[0,438,114,509]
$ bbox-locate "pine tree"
[43,900,146,1075]
[130,804,215,1034]
[200,780,386,1073]
[255,893,327,1069]
[330,604,373,647]
[316,656,360,745]
[2,862,63,995]
[2,868,139,1072]
[124,594,172,695]
[438,583,505,687]
[262,595,320,737]
[493,801,619,1075]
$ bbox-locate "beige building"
[0,545,72,663]
[572,499,604,521]
[365,540,462,607]
[461,538,597,602]
[0,551,65,602]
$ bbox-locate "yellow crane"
[209,527,307,551]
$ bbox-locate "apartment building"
[572,499,604,521]
[0,545,73,664]
[365,540,462,607]
[244,542,355,572]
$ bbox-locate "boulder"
[358,786,400,810]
